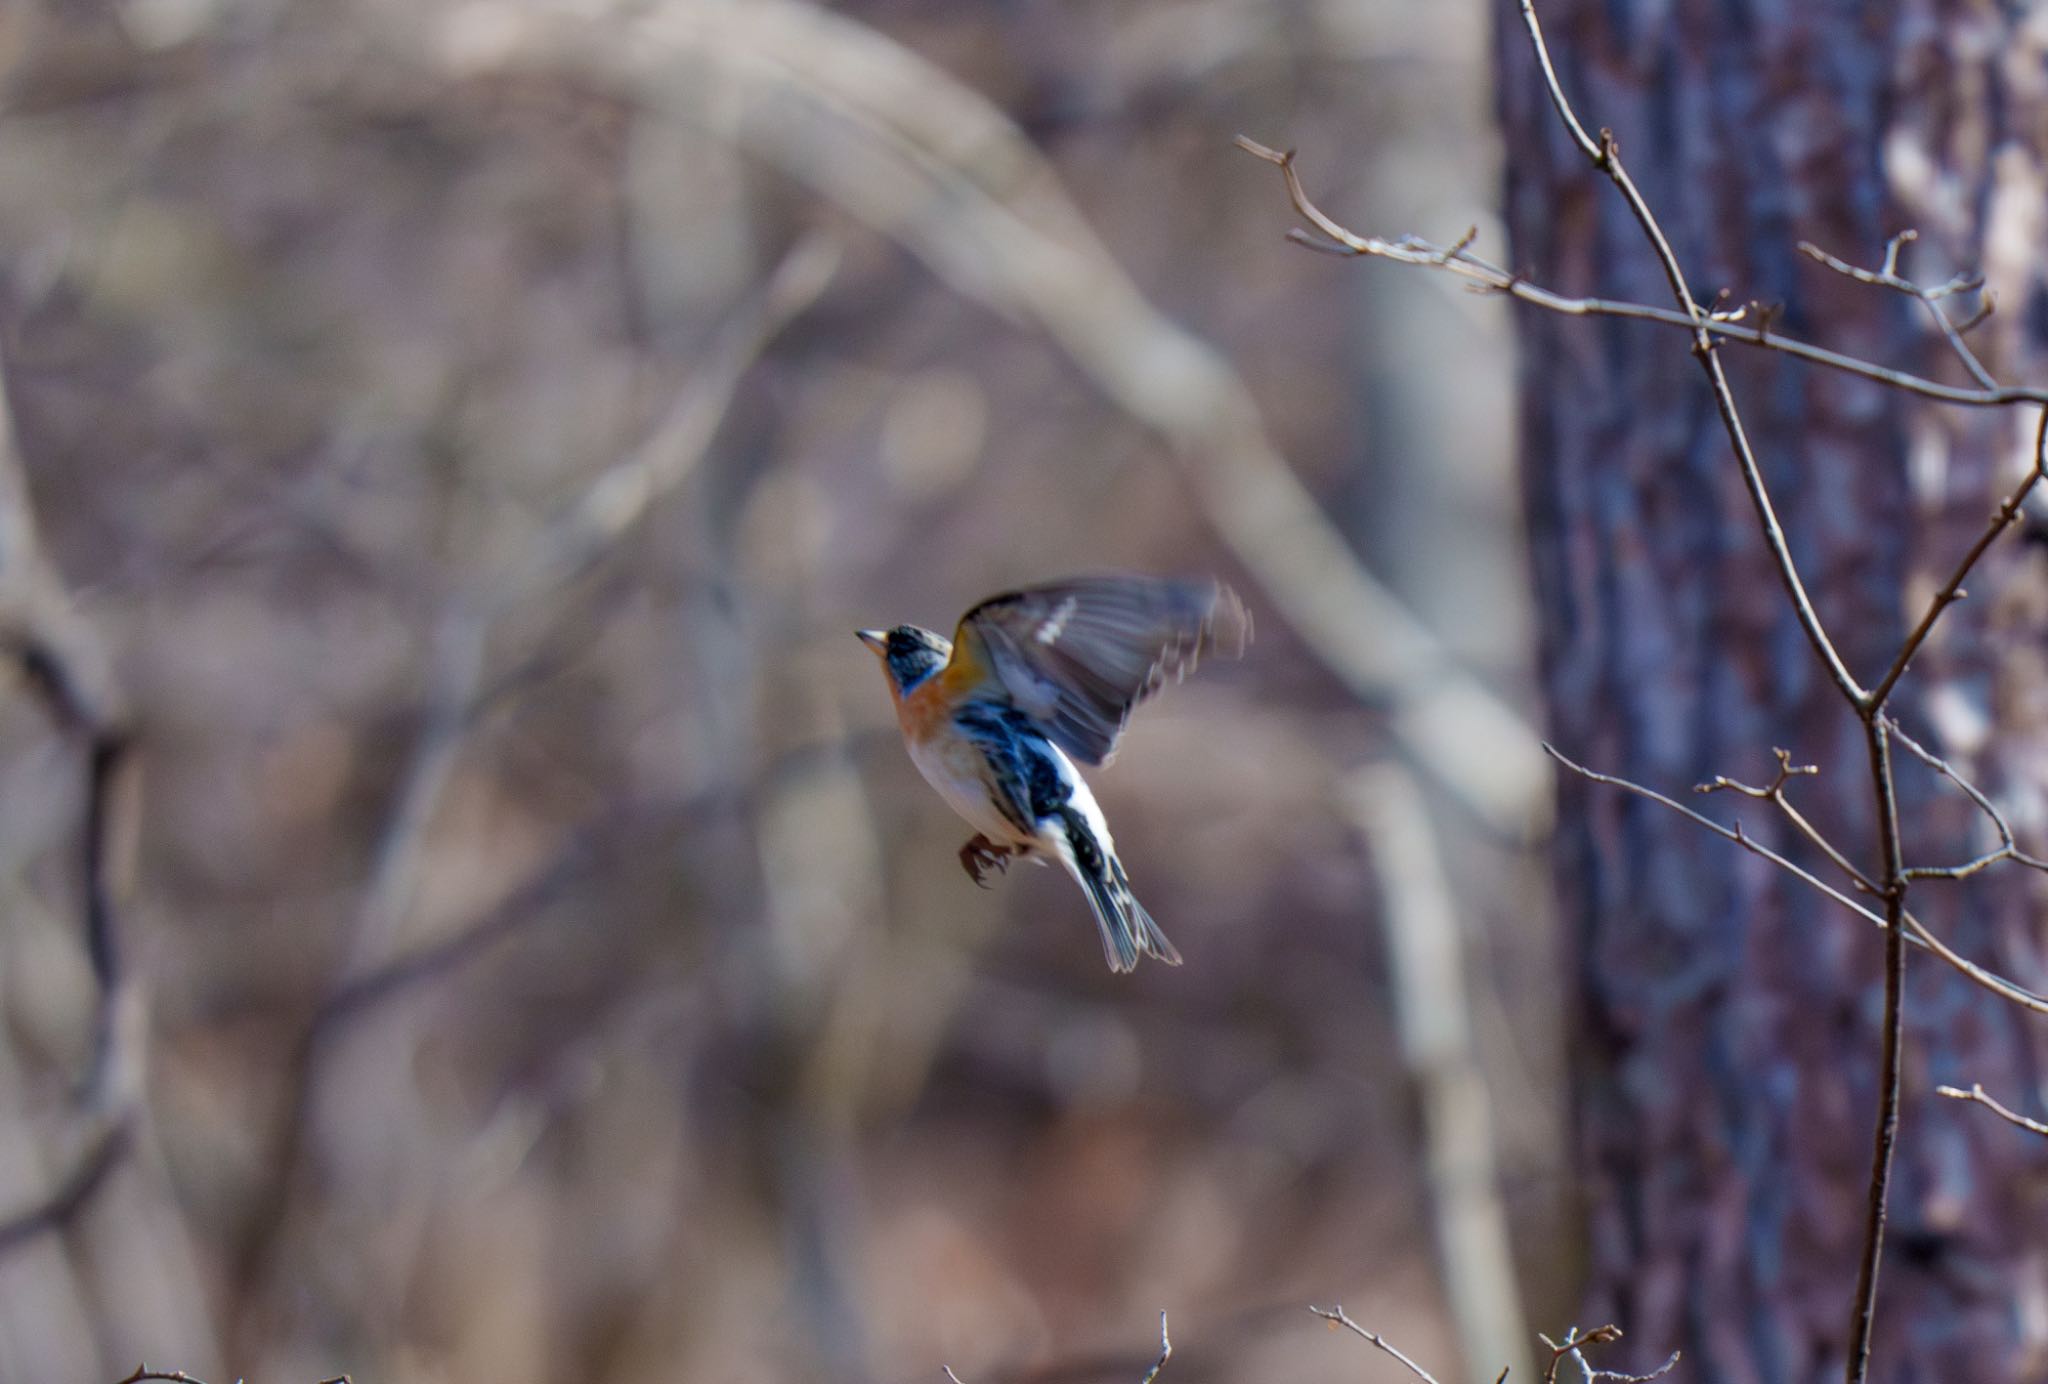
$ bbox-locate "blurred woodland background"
[0,2,1567,1383]
[17,0,2048,1380]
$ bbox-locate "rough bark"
[1499,3,2048,1382]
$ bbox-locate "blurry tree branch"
[1545,745,2048,1016]
[1884,717,2048,883]
[1344,763,1530,1384]
[229,235,835,1314]
[0,300,143,1260]
[340,232,840,978]
[114,1370,350,1384]
[380,0,1553,839]
[1797,232,1997,393]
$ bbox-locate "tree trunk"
[1499,3,2048,1381]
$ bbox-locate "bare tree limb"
[1345,763,1532,1384]
[0,328,145,1266]
[1539,1323,1680,1384]
[1798,233,1996,392]
[1231,137,2048,410]
[1868,406,2048,708]
[1886,716,2048,881]
[228,233,835,1314]
[1547,744,2048,1017]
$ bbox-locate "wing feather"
[949,574,1249,765]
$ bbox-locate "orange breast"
[896,637,992,743]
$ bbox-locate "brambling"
[858,574,1249,972]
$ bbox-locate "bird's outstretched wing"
[949,574,1249,765]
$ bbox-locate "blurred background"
[0,1,1567,1381]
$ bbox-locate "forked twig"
[1799,233,1997,391]
[1886,716,2048,881]
[1549,744,2048,1016]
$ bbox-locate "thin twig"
[1546,746,2048,1015]
[1346,763,1531,1383]
[1233,138,2048,410]
[1798,234,1997,391]
[1868,407,2048,708]
[1886,716,2048,880]
[0,532,144,1264]
[229,236,835,1312]
[1539,1325,1623,1384]
[1937,1083,2048,1138]
[0,1116,134,1255]
[1695,750,1878,893]
[1310,1306,1445,1384]
[1139,1312,1172,1384]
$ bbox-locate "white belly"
[907,727,1036,845]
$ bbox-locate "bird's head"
[857,624,952,696]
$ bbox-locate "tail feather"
[1054,808,1181,973]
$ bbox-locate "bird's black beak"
[856,628,888,654]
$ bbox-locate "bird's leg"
[958,834,1014,888]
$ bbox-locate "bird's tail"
[1054,807,1181,973]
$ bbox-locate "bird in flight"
[858,574,1249,972]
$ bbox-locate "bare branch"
[1539,1325,1623,1384]
[1345,763,1531,1383]
[1886,716,2048,880]
[1695,750,1877,893]
[1937,1083,2048,1138]
[229,234,834,1309]
[1798,234,1998,391]
[1546,745,2048,1016]
[1848,718,1909,1384]
[1550,744,1883,927]
[1535,1323,1679,1384]
[0,352,146,1266]
[1696,746,1818,799]
[0,1115,134,1255]
[1868,406,2048,708]
[1232,138,2048,410]
[1310,1306,1445,1384]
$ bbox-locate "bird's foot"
[959,834,1014,888]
